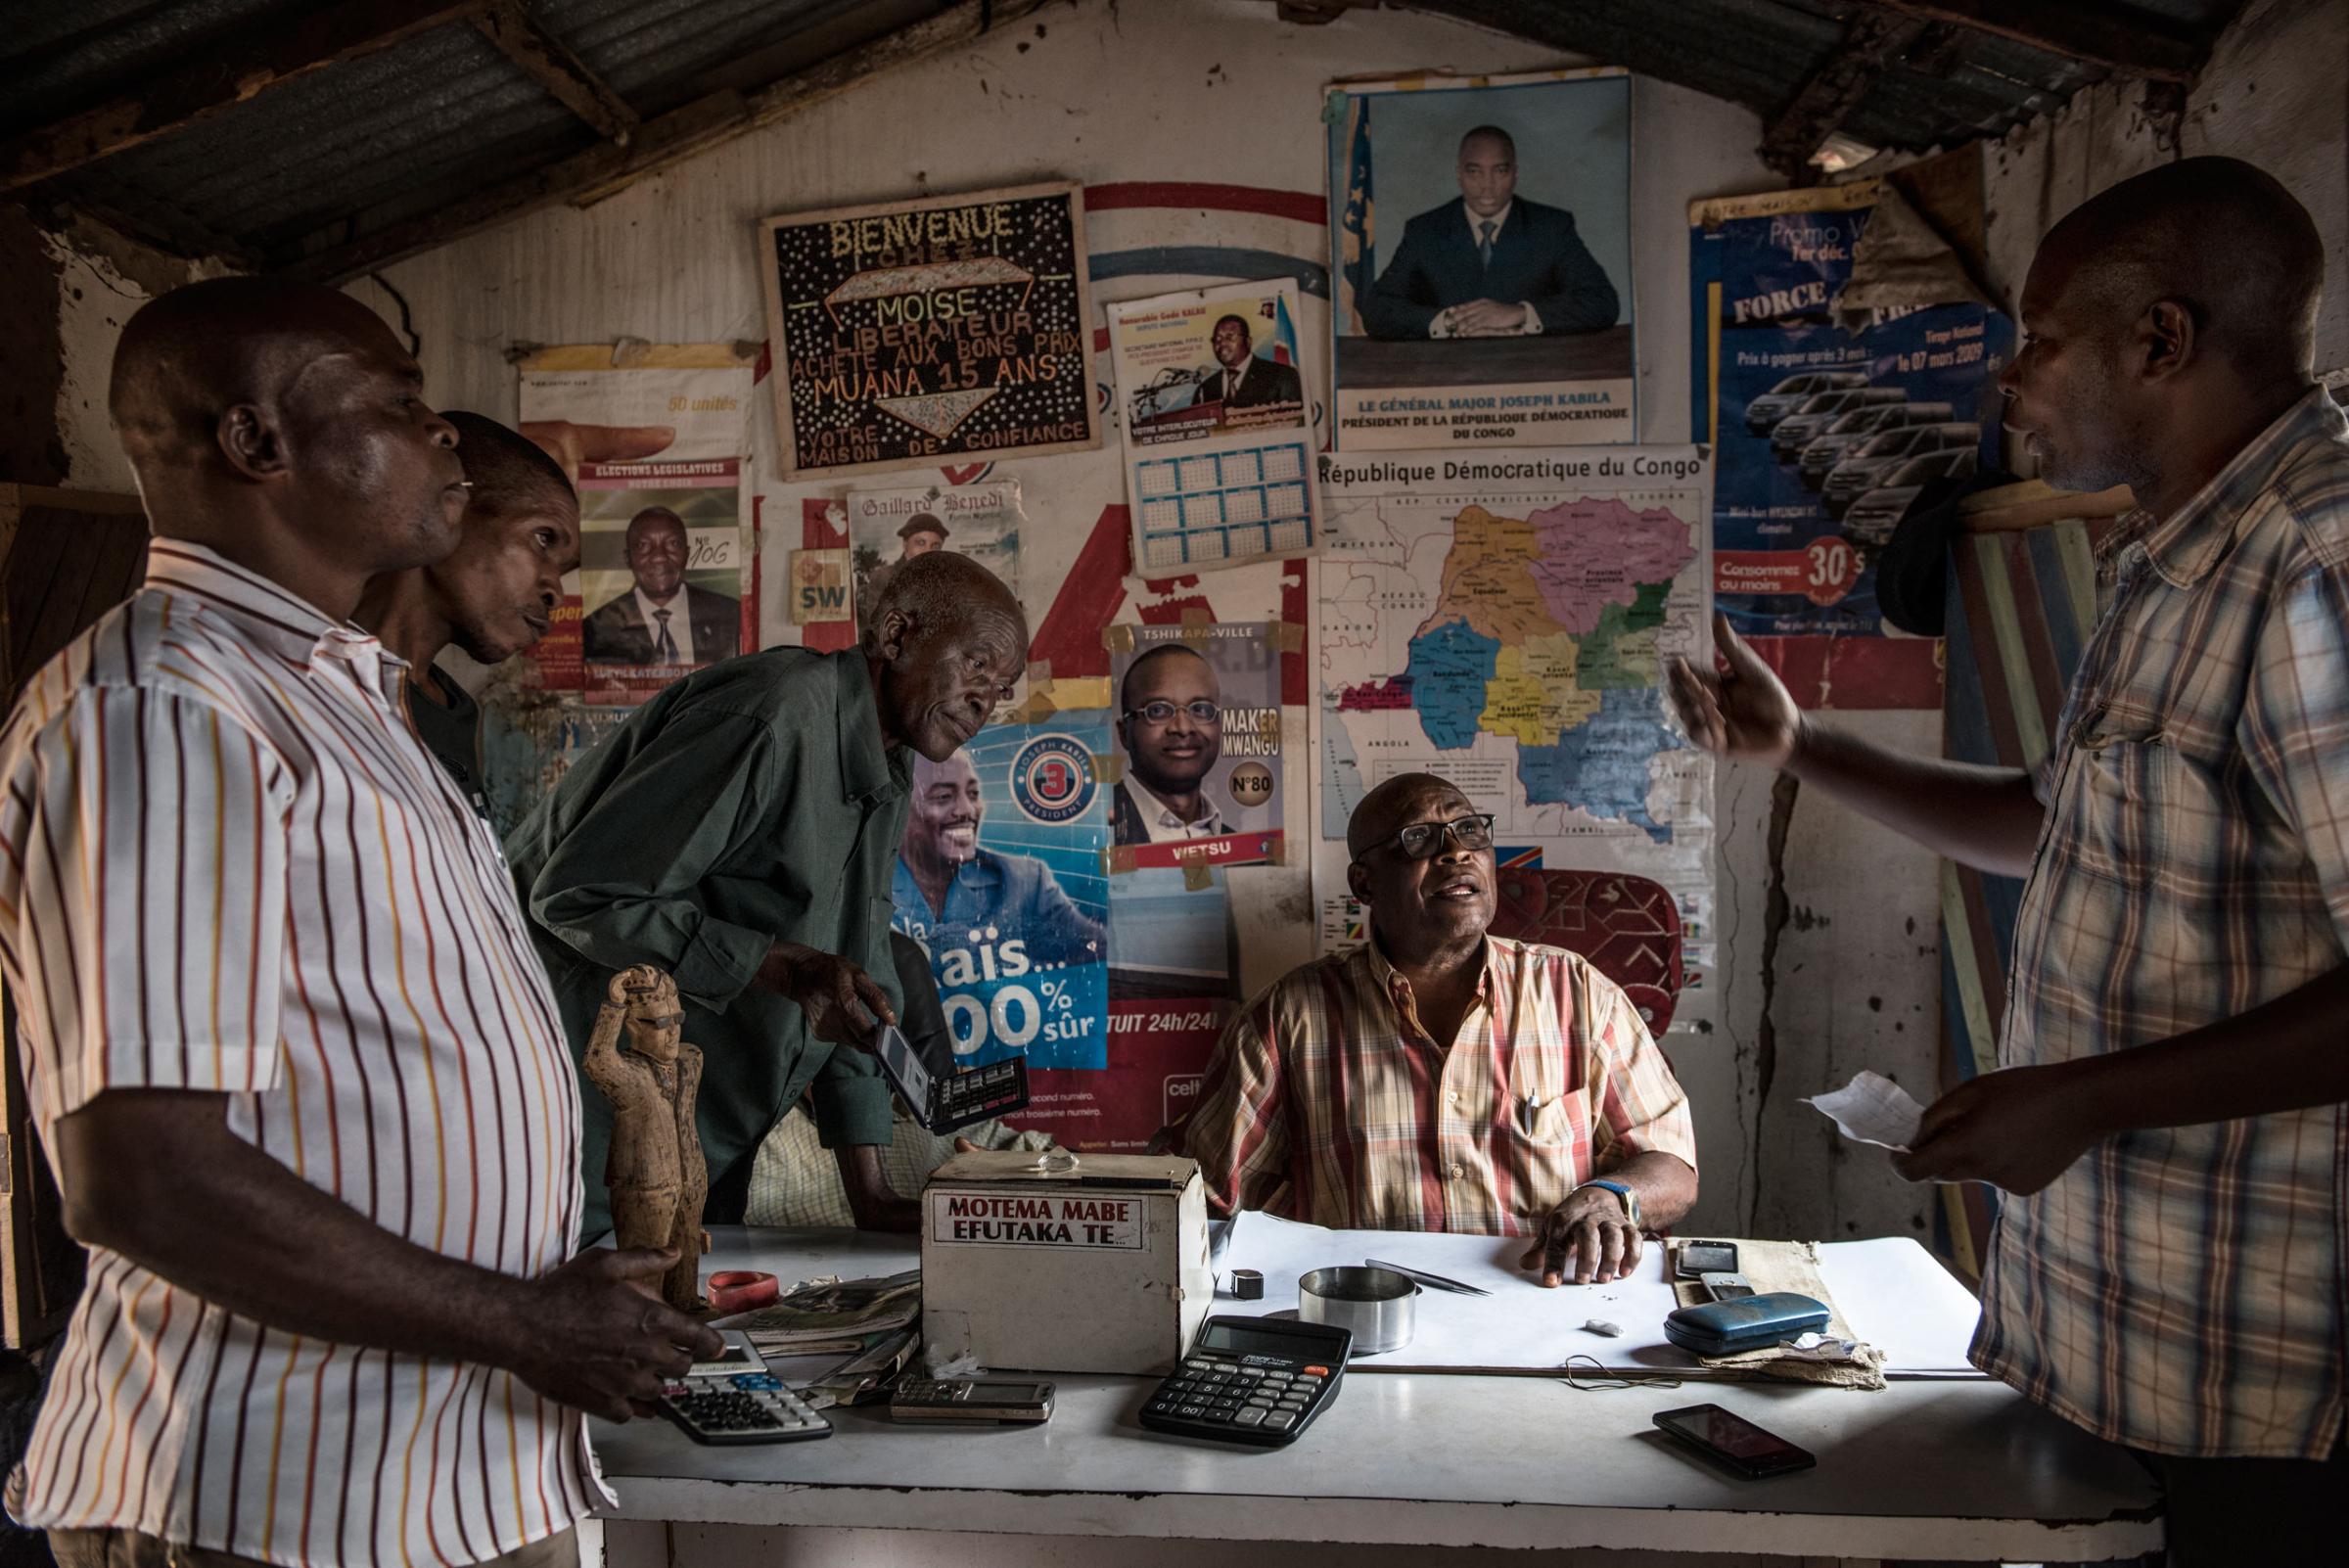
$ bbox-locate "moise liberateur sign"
[761,181,1101,479]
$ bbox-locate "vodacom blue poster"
[890,715,1112,1074]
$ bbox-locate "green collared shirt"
[506,647,908,1236]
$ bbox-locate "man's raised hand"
[1667,612,1803,769]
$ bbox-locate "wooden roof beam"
[1858,0,2207,83]
[470,1,638,146]
[0,0,494,196]
[274,0,1047,283]
[1759,11,1930,180]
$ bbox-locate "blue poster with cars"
[1690,183,2010,706]
[890,714,1113,1071]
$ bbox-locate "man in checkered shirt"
[1672,158,2346,1563]
[1176,771,1698,1285]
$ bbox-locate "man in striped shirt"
[1671,160,2345,1561]
[1176,772,1697,1284]
[0,278,718,1568]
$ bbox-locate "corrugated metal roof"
[0,0,2249,277]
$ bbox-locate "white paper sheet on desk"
[1803,1070,1926,1150]
[1216,1213,1985,1378]
[1218,1212,1694,1376]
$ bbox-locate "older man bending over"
[1177,772,1695,1283]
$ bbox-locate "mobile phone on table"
[1700,1272,1756,1300]
[891,1376,1055,1424]
[1675,1241,1738,1278]
[1652,1403,1816,1478]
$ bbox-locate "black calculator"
[1139,1314,1352,1447]
[656,1331,833,1446]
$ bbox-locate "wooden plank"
[0,484,143,1350]
[471,1,638,146]
[1861,0,2209,82]
[0,0,494,195]
[1760,11,1930,179]
[274,0,1049,283]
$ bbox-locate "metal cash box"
[920,1151,1211,1375]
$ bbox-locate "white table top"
[588,1226,2161,1562]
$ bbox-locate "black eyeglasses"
[1355,812,1496,863]
[1123,700,1221,725]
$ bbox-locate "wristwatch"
[1573,1178,1641,1230]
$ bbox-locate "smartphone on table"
[1652,1403,1816,1478]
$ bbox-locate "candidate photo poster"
[889,715,1111,1074]
[1108,280,1319,576]
[515,345,757,689]
[1106,622,1286,873]
[575,459,750,708]
[1328,69,1635,450]
[1111,280,1311,445]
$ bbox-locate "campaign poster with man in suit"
[1327,69,1635,449]
[574,458,749,706]
[1106,280,1319,575]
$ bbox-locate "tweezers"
[1365,1257,1491,1296]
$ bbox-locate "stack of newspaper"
[715,1268,922,1360]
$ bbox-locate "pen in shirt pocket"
[1518,1092,1555,1134]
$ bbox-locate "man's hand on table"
[1893,1060,2105,1195]
[1522,1186,1643,1286]
[758,940,897,1048]
[500,1247,723,1422]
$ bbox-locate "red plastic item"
[706,1270,779,1314]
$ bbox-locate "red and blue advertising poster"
[1690,183,2013,709]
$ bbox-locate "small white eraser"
[1582,1318,1624,1338]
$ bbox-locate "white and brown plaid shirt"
[1979,387,2349,1458]
[1178,935,1696,1234]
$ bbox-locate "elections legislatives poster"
[515,345,758,693]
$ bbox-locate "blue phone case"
[1663,1291,1831,1357]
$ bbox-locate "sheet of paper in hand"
[1803,1070,1925,1151]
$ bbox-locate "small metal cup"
[1298,1265,1418,1355]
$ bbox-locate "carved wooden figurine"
[582,965,709,1312]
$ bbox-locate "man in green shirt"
[355,410,580,818]
[508,550,1028,1236]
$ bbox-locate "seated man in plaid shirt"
[1175,772,1696,1284]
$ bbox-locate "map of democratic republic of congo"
[1310,448,1718,1021]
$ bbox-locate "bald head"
[871,549,1024,645]
[866,550,1029,762]
[1348,771,1472,859]
[2038,157,2321,377]
[2002,158,2324,505]
[1119,643,1216,714]
[111,276,416,482]
[1346,770,1495,964]
[106,276,463,602]
[443,411,573,518]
